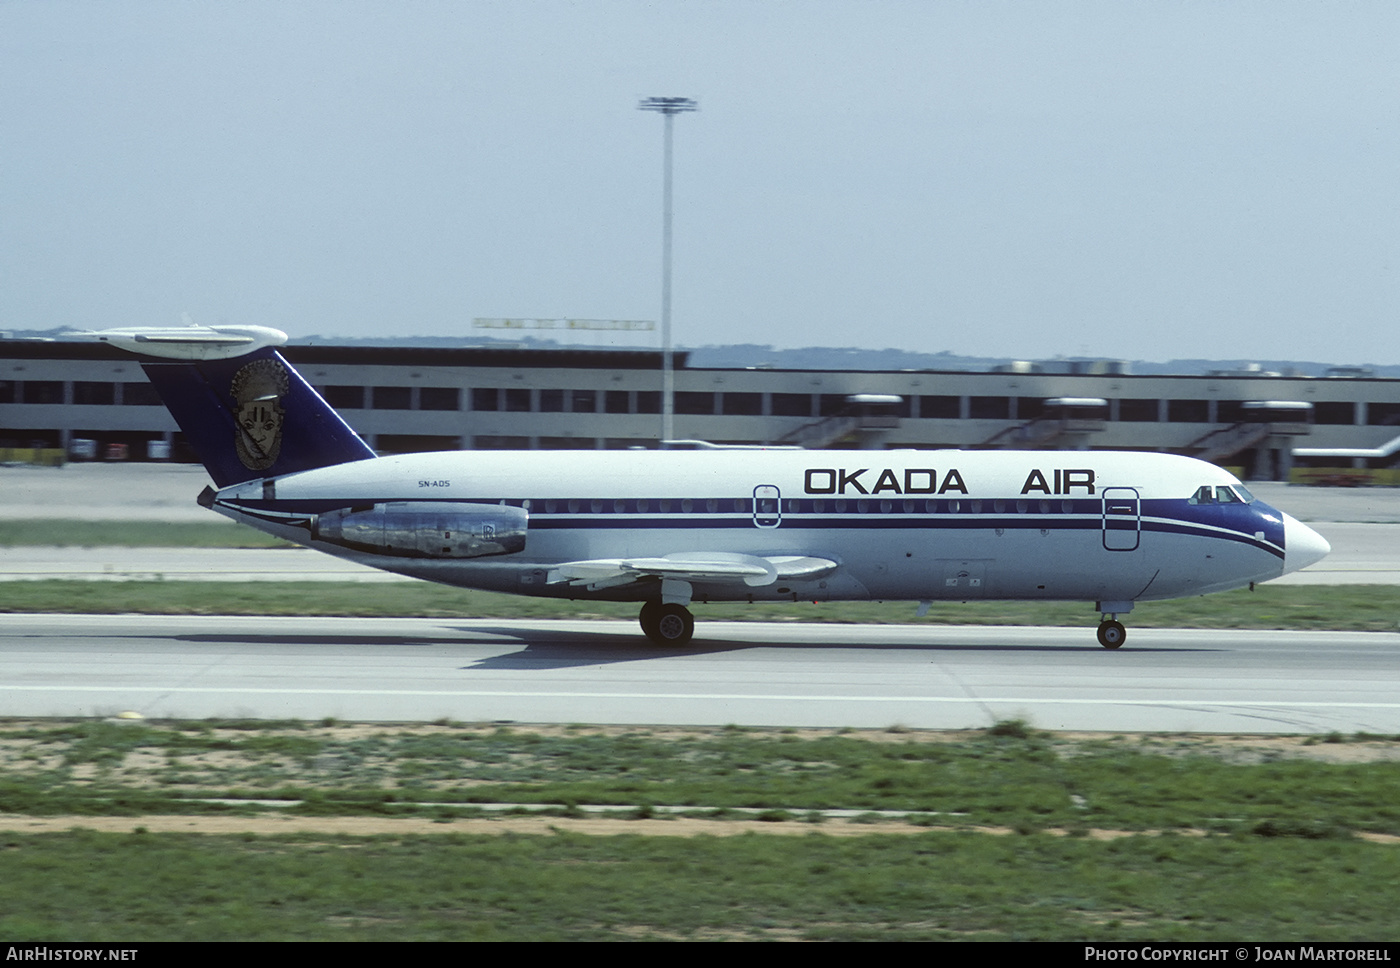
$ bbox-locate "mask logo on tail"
[230,358,290,471]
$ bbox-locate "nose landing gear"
[1095,601,1133,649]
[1096,619,1127,649]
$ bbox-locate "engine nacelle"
[312,501,527,559]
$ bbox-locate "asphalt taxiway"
[3,613,1397,734]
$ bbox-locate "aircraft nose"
[1282,513,1330,574]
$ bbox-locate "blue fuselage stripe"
[224,497,1287,560]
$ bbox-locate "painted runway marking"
[2,684,1398,709]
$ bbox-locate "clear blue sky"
[4,1,1398,364]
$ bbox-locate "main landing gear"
[1095,600,1132,649]
[639,601,695,647]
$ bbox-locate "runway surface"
[4,614,1398,734]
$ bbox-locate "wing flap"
[547,552,837,591]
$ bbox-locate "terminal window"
[1216,401,1245,423]
[1368,402,1400,426]
[321,386,364,409]
[676,391,716,415]
[919,395,960,419]
[771,393,812,417]
[1313,402,1355,425]
[722,393,762,416]
[969,396,1010,420]
[418,387,460,411]
[20,381,64,404]
[120,382,163,406]
[1167,399,1209,423]
[1116,399,1158,422]
[1017,397,1046,419]
[372,386,412,410]
[73,382,115,406]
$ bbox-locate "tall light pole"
[638,96,697,445]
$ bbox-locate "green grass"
[4,720,1399,836]
[1,579,1397,630]
[1,721,1399,940]
[0,828,1396,941]
[0,519,290,548]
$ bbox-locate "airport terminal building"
[4,338,1400,482]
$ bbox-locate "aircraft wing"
[547,552,837,592]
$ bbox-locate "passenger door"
[1101,487,1141,551]
[753,485,781,528]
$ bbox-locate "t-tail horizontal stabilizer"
[79,326,375,487]
[70,324,289,361]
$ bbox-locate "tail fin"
[143,347,376,487]
[73,325,375,487]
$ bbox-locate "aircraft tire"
[1097,620,1127,650]
[639,601,663,639]
[644,603,695,647]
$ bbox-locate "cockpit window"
[1215,486,1243,504]
[1189,484,1251,505]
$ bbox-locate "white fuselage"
[209,449,1327,608]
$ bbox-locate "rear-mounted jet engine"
[312,502,527,559]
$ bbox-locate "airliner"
[81,325,1331,649]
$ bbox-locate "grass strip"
[3,721,1398,939]
[1,579,1397,630]
[0,828,1396,941]
[0,519,289,548]
[3,720,1399,836]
